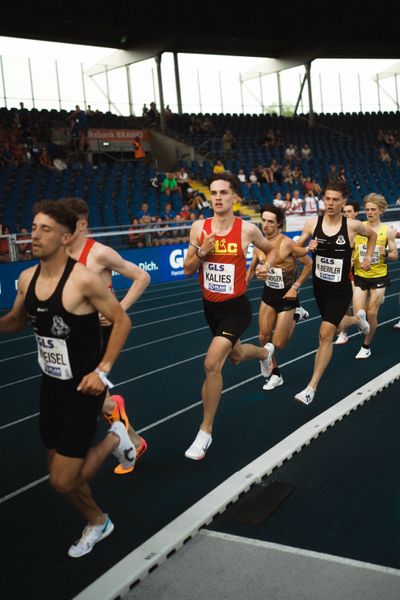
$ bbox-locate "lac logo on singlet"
[212,239,238,255]
[51,315,71,337]
[336,235,346,245]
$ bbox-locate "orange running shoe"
[114,437,148,475]
[103,395,129,430]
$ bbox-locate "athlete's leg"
[272,309,296,351]
[258,301,276,347]
[338,286,367,331]
[102,390,144,450]
[199,336,235,433]
[308,320,337,390]
[364,287,385,345]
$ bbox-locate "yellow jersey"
[353,223,388,278]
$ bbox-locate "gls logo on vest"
[170,248,188,269]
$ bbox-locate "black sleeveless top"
[312,216,352,290]
[24,257,102,380]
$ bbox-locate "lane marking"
[1,316,398,504]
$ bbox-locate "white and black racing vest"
[312,216,352,290]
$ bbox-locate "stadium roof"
[1,6,400,65]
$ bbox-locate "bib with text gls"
[358,243,382,265]
[266,267,284,289]
[315,255,343,282]
[203,262,235,294]
[36,335,73,380]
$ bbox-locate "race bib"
[36,335,73,380]
[203,262,235,294]
[315,255,343,283]
[266,267,284,289]
[358,243,381,265]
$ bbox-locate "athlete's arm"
[386,227,398,261]
[296,218,318,251]
[183,220,215,276]
[96,245,151,310]
[350,220,377,271]
[0,269,31,333]
[75,269,131,394]
[246,249,260,283]
[282,238,312,299]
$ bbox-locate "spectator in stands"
[212,159,225,175]
[337,166,347,182]
[165,105,173,120]
[161,201,176,220]
[38,146,54,171]
[128,218,145,248]
[282,163,293,184]
[237,168,247,184]
[318,196,325,215]
[378,146,391,165]
[261,129,276,147]
[0,224,10,262]
[326,163,338,183]
[161,172,179,196]
[300,144,312,161]
[68,105,88,152]
[179,201,192,221]
[142,104,149,117]
[290,190,304,214]
[249,170,259,185]
[304,190,318,214]
[222,129,235,160]
[18,227,32,260]
[176,166,190,196]
[273,192,286,210]
[136,201,153,220]
[283,192,293,213]
[260,165,274,184]
[270,159,283,184]
[284,143,297,162]
[292,164,304,186]
[133,136,145,160]
[147,102,159,126]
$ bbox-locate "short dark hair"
[209,172,240,195]
[33,200,78,233]
[260,203,285,228]
[59,197,89,219]
[322,181,348,198]
[345,200,360,212]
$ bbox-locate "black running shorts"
[262,285,300,313]
[354,274,390,290]
[313,284,352,327]
[203,294,252,346]
[39,374,106,459]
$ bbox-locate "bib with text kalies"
[203,262,235,294]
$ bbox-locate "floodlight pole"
[173,52,182,115]
[305,61,315,127]
[155,54,166,131]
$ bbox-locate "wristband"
[190,242,200,250]
[292,283,300,291]
[196,247,206,258]
[95,368,114,389]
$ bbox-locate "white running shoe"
[109,421,136,470]
[260,342,275,377]
[335,331,348,345]
[393,320,400,330]
[185,430,212,460]
[68,515,114,558]
[294,386,315,405]
[263,374,284,390]
[295,306,309,321]
[355,346,371,359]
[356,309,370,335]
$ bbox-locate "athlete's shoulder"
[17,264,38,291]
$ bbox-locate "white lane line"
[2,316,398,504]
[0,476,50,504]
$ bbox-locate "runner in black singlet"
[294,182,377,405]
[0,201,133,558]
